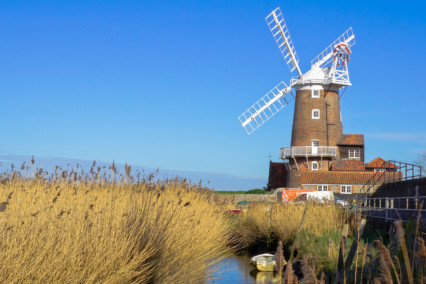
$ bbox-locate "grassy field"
[0,165,234,283]
[215,189,269,194]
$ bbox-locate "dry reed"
[0,165,233,283]
[236,202,341,243]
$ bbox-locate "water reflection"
[250,270,281,283]
[209,255,281,284]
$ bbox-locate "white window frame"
[312,161,319,171]
[312,109,320,119]
[311,139,319,147]
[349,149,360,159]
[311,89,320,98]
[341,185,352,194]
[317,184,328,191]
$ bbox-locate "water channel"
[208,254,281,284]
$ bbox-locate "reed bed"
[236,202,342,244]
[235,202,345,273]
[236,202,426,282]
[0,164,233,283]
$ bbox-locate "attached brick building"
[270,132,399,195]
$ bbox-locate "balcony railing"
[280,146,337,159]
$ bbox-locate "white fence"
[280,146,337,158]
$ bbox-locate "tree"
[413,151,426,176]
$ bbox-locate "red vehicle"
[226,209,243,215]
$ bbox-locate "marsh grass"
[0,164,233,283]
[235,202,344,273]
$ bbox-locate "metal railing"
[389,160,423,181]
[290,77,327,86]
[358,160,423,197]
[290,70,350,86]
[359,196,426,227]
[280,146,337,158]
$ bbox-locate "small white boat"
[250,254,277,272]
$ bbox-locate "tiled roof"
[331,159,365,171]
[366,157,398,169]
[301,171,400,185]
[337,134,364,145]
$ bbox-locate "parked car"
[236,201,252,206]
[293,191,334,203]
[334,197,350,208]
[225,209,243,215]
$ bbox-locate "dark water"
[208,255,281,284]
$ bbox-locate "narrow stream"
[208,255,281,284]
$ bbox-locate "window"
[341,185,352,194]
[312,109,320,119]
[312,161,319,171]
[311,140,319,147]
[312,89,320,98]
[317,185,328,191]
[349,149,360,159]
[374,168,386,172]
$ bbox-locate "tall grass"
[0,165,233,283]
[235,202,345,273]
[236,202,342,244]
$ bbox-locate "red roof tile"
[331,159,365,171]
[301,171,401,185]
[366,157,398,169]
[337,134,364,145]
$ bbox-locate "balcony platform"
[280,146,337,159]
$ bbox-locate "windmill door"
[312,140,319,155]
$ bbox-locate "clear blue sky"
[0,0,425,188]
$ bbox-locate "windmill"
[238,7,356,188]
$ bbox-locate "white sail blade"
[265,7,302,76]
[311,27,355,68]
[238,82,294,135]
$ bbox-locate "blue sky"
[0,0,425,189]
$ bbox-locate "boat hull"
[250,254,276,272]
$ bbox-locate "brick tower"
[285,84,344,188]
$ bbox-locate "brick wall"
[290,88,343,148]
[301,184,380,194]
[338,145,365,162]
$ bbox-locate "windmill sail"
[311,27,355,68]
[266,7,302,76]
[238,82,294,135]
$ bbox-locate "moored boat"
[250,254,277,272]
